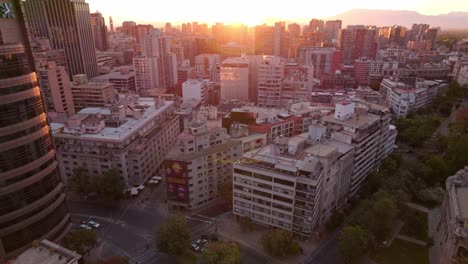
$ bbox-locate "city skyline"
[87,0,468,26]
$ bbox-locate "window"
[234,168,252,177]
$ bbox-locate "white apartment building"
[434,167,468,264]
[70,74,116,111]
[52,96,179,187]
[232,126,354,237]
[182,79,210,104]
[165,121,242,211]
[220,57,249,101]
[381,78,445,118]
[457,65,468,86]
[322,101,395,194]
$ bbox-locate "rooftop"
[92,70,135,81]
[12,240,81,264]
[322,113,379,129]
[52,97,173,142]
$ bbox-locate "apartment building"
[92,69,136,93]
[70,74,116,111]
[232,126,354,237]
[322,101,395,194]
[182,79,212,105]
[296,47,340,78]
[194,54,221,79]
[381,78,445,118]
[52,96,179,187]
[165,121,242,211]
[220,57,249,101]
[434,167,468,264]
[257,56,314,107]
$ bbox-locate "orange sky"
[87,0,468,26]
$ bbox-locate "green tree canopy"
[156,215,191,255]
[202,241,240,264]
[71,167,92,194]
[93,169,126,202]
[218,180,233,207]
[338,226,371,264]
[63,229,97,255]
[260,229,301,257]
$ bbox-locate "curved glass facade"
[0,34,70,260]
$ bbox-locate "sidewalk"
[216,213,319,264]
[396,234,427,246]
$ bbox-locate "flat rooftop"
[92,71,135,81]
[322,113,379,129]
[13,240,81,264]
[456,187,468,220]
[53,98,173,142]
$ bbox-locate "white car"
[80,224,92,230]
[88,220,100,229]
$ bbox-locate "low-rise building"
[435,167,468,264]
[52,96,179,187]
[165,120,242,211]
[71,74,116,111]
[11,240,81,264]
[92,68,136,92]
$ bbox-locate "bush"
[261,229,301,257]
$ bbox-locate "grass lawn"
[371,239,429,264]
[400,209,429,241]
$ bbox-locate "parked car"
[80,224,92,230]
[88,220,100,229]
[191,243,201,252]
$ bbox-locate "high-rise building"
[194,53,220,79]
[309,19,324,33]
[324,20,342,43]
[254,25,274,55]
[109,16,114,33]
[134,29,177,94]
[22,0,99,78]
[339,27,377,64]
[296,47,341,78]
[287,23,301,39]
[220,56,249,101]
[90,12,108,52]
[37,61,75,115]
[274,21,287,57]
[0,0,70,260]
[410,24,430,41]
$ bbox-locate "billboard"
[165,160,189,203]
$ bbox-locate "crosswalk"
[131,249,160,264]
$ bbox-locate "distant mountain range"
[323,9,468,29]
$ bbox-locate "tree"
[424,155,449,185]
[71,167,92,194]
[447,134,468,173]
[156,215,191,255]
[93,169,126,202]
[338,226,371,264]
[63,229,97,255]
[417,187,445,206]
[456,107,468,130]
[202,241,240,264]
[218,181,233,207]
[260,229,301,257]
[325,211,345,232]
[94,256,129,264]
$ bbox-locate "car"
[200,238,208,245]
[196,239,203,245]
[209,234,219,241]
[191,243,201,252]
[80,224,92,230]
[88,220,100,229]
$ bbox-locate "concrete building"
[71,74,116,111]
[322,101,395,194]
[0,3,70,259]
[257,56,314,107]
[339,27,377,64]
[434,167,468,264]
[354,57,370,85]
[92,68,136,92]
[90,12,108,52]
[232,127,354,237]
[52,96,179,187]
[380,78,445,118]
[296,47,340,78]
[165,120,242,211]
[457,65,468,86]
[22,0,99,78]
[31,39,67,70]
[134,29,177,95]
[182,79,211,104]
[229,123,267,153]
[324,20,342,43]
[194,53,220,79]
[11,240,81,264]
[37,61,75,115]
[220,57,249,101]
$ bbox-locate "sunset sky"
[87,0,468,26]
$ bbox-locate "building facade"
[52,96,179,187]
[165,121,242,211]
[70,74,115,111]
[220,57,249,101]
[0,1,70,260]
[22,0,99,78]
[90,12,108,52]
